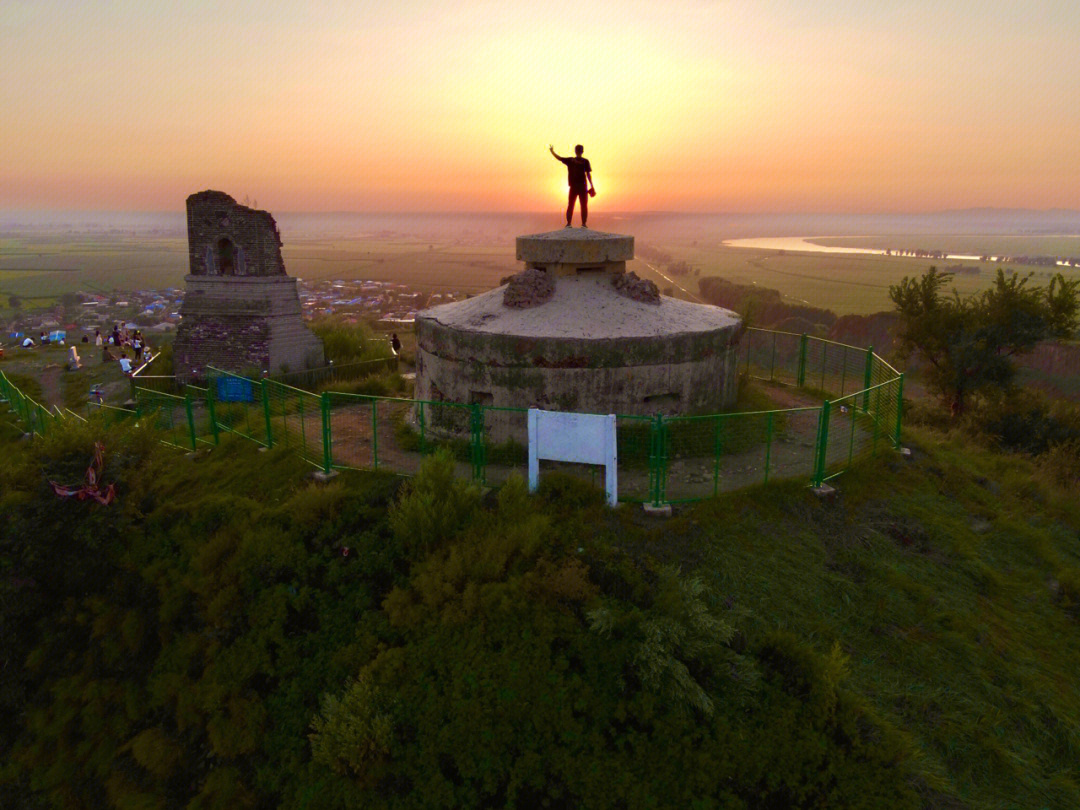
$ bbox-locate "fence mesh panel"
[478,407,529,487]
[614,415,654,503]
[741,328,804,387]
[818,377,902,483]
[801,338,868,398]
[183,385,217,447]
[135,388,195,450]
[265,380,323,465]
[326,393,379,472]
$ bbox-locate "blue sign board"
[216,376,255,403]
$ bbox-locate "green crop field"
[640,243,1073,315]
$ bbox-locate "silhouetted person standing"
[550,144,594,227]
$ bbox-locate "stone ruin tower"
[414,227,743,439]
[173,191,323,383]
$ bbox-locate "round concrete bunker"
[415,228,743,439]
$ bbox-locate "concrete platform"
[516,228,634,265]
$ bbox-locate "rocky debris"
[612,270,660,305]
[503,267,555,308]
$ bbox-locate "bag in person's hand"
[588,187,596,197]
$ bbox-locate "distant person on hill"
[81,334,89,344]
[118,354,132,374]
[549,144,595,228]
[132,333,143,361]
[391,333,402,356]
[40,331,49,345]
[95,330,103,347]
[22,336,34,348]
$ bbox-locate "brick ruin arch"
[214,237,245,276]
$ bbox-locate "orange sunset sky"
[2,0,1079,214]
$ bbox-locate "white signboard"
[528,409,617,505]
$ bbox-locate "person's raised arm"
[549,145,567,163]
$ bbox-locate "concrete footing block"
[811,484,837,499]
[643,502,672,517]
[311,470,339,482]
[899,447,913,458]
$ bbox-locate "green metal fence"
[1,330,905,505]
[0,372,60,436]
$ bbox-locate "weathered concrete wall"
[415,319,742,440]
[174,191,323,382]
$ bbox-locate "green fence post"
[262,380,274,449]
[206,385,220,446]
[769,331,778,381]
[893,374,905,448]
[862,346,874,411]
[813,400,832,487]
[871,385,883,456]
[648,415,660,504]
[653,414,669,506]
[712,415,724,497]
[184,394,197,451]
[470,403,485,483]
[321,392,333,474]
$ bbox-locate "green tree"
[889,267,1080,415]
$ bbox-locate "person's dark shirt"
[558,156,592,189]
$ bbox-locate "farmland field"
[639,242,1043,315]
[0,234,520,299]
[3,230,1078,317]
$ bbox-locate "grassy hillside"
[1,414,1078,808]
